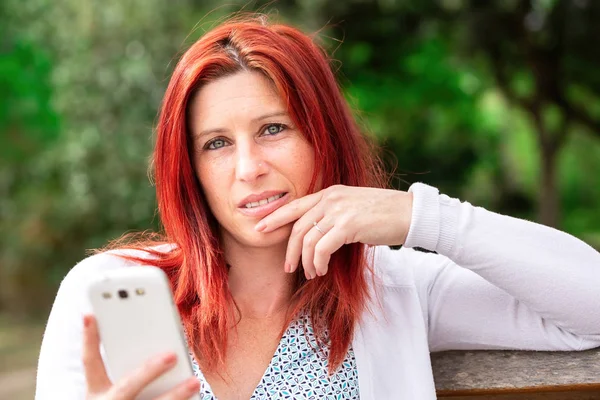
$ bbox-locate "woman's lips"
[237,192,289,219]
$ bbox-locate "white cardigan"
[35,183,600,399]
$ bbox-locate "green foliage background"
[1,0,599,317]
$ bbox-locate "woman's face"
[189,71,315,249]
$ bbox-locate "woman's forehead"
[189,71,289,131]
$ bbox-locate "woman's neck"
[224,240,294,320]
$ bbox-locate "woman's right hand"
[82,315,201,400]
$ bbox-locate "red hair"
[107,15,387,373]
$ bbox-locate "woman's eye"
[206,138,227,150]
[263,124,285,136]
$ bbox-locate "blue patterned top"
[190,314,360,399]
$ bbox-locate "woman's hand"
[255,185,413,279]
[82,315,200,400]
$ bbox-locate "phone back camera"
[118,290,129,299]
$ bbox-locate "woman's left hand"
[255,185,413,279]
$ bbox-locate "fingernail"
[284,262,290,273]
[187,378,200,391]
[162,353,177,365]
[83,315,91,328]
[255,221,266,232]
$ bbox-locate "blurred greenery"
[1,0,599,323]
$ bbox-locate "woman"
[35,15,600,400]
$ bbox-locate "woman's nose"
[235,144,268,182]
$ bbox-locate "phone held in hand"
[88,265,200,400]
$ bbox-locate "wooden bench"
[432,348,600,399]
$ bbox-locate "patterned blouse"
[190,314,360,399]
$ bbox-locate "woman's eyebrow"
[252,110,288,122]
[194,128,227,140]
[195,111,289,139]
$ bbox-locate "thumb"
[82,315,112,395]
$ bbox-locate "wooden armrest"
[431,348,600,397]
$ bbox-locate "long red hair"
[108,15,387,373]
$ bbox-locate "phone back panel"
[88,266,199,400]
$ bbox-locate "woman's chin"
[248,226,292,248]
[221,222,293,250]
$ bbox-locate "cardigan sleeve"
[403,183,600,353]
[35,252,130,399]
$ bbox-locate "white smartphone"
[88,265,200,400]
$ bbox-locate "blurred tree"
[0,0,214,314]
[0,1,61,313]
[461,0,600,227]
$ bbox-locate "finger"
[284,206,326,274]
[82,315,112,394]
[255,191,323,232]
[301,221,329,280]
[110,352,178,400]
[313,226,347,276]
[154,377,201,400]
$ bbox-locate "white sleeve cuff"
[404,182,458,256]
